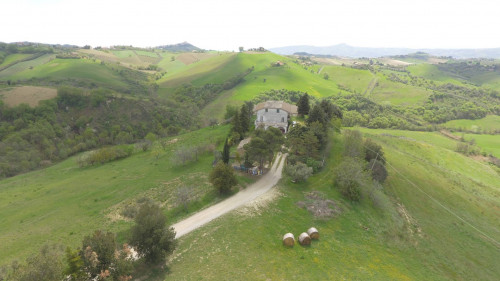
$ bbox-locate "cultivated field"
[0,86,57,107]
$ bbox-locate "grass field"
[322,65,374,94]
[444,115,500,133]
[454,133,500,158]
[0,86,57,107]
[0,125,245,266]
[0,54,56,78]
[369,73,433,105]
[164,130,500,280]
[3,58,128,89]
[0,54,33,68]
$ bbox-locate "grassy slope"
[370,71,433,105]
[0,125,233,265]
[322,65,375,94]
[0,54,33,68]
[444,115,500,133]
[3,58,128,88]
[0,54,56,78]
[200,53,344,120]
[165,130,500,280]
[454,133,500,158]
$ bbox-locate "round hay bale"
[307,227,319,239]
[282,233,295,247]
[298,232,311,246]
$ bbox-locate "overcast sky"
[2,0,498,51]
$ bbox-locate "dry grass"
[176,53,216,65]
[0,86,57,107]
[296,191,342,219]
[378,58,412,66]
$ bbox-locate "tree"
[343,130,364,159]
[368,159,388,183]
[176,186,192,212]
[239,104,251,134]
[64,247,85,281]
[222,138,230,164]
[12,244,64,281]
[80,230,117,278]
[297,93,310,116]
[209,162,238,194]
[244,137,273,169]
[286,162,313,182]
[130,202,177,264]
[323,73,329,80]
[334,158,369,201]
[307,105,327,126]
[364,138,385,164]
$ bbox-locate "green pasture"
[455,133,500,158]
[322,65,375,94]
[0,125,237,265]
[444,115,500,133]
[3,58,128,88]
[0,53,33,68]
[135,50,160,58]
[370,73,432,105]
[165,130,500,280]
[0,54,56,78]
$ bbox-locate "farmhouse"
[254,101,298,133]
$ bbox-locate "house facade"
[254,101,298,133]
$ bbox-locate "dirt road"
[172,153,287,238]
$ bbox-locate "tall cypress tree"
[239,104,250,134]
[297,93,310,116]
[222,138,230,164]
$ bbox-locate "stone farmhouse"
[254,101,298,133]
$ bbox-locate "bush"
[334,158,369,201]
[368,159,388,183]
[209,162,237,194]
[77,145,132,167]
[286,162,313,182]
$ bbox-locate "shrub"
[334,158,369,201]
[286,162,313,182]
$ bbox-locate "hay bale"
[282,233,295,246]
[298,232,311,246]
[307,227,319,239]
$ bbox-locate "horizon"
[2,0,499,52]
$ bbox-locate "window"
[265,108,268,112]
[281,117,284,122]
[277,109,280,113]
[260,116,263,121]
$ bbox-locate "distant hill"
[156,42,202,52]
[270,43,500,59]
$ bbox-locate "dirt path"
[172,153,287,238]
[363,77,378,97]
[317,66,324,74]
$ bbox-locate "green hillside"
[0,125,232,265]
[165,130,500,280]
[0,43,499,280]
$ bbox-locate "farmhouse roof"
[253,101,298,114]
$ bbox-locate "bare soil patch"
[176,53,215,65]
[0,86,57,107]
[296,191,342,219]
[378,58,412,66]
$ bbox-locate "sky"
[2,0,499,51]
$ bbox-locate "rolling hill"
[0,42,499,280]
